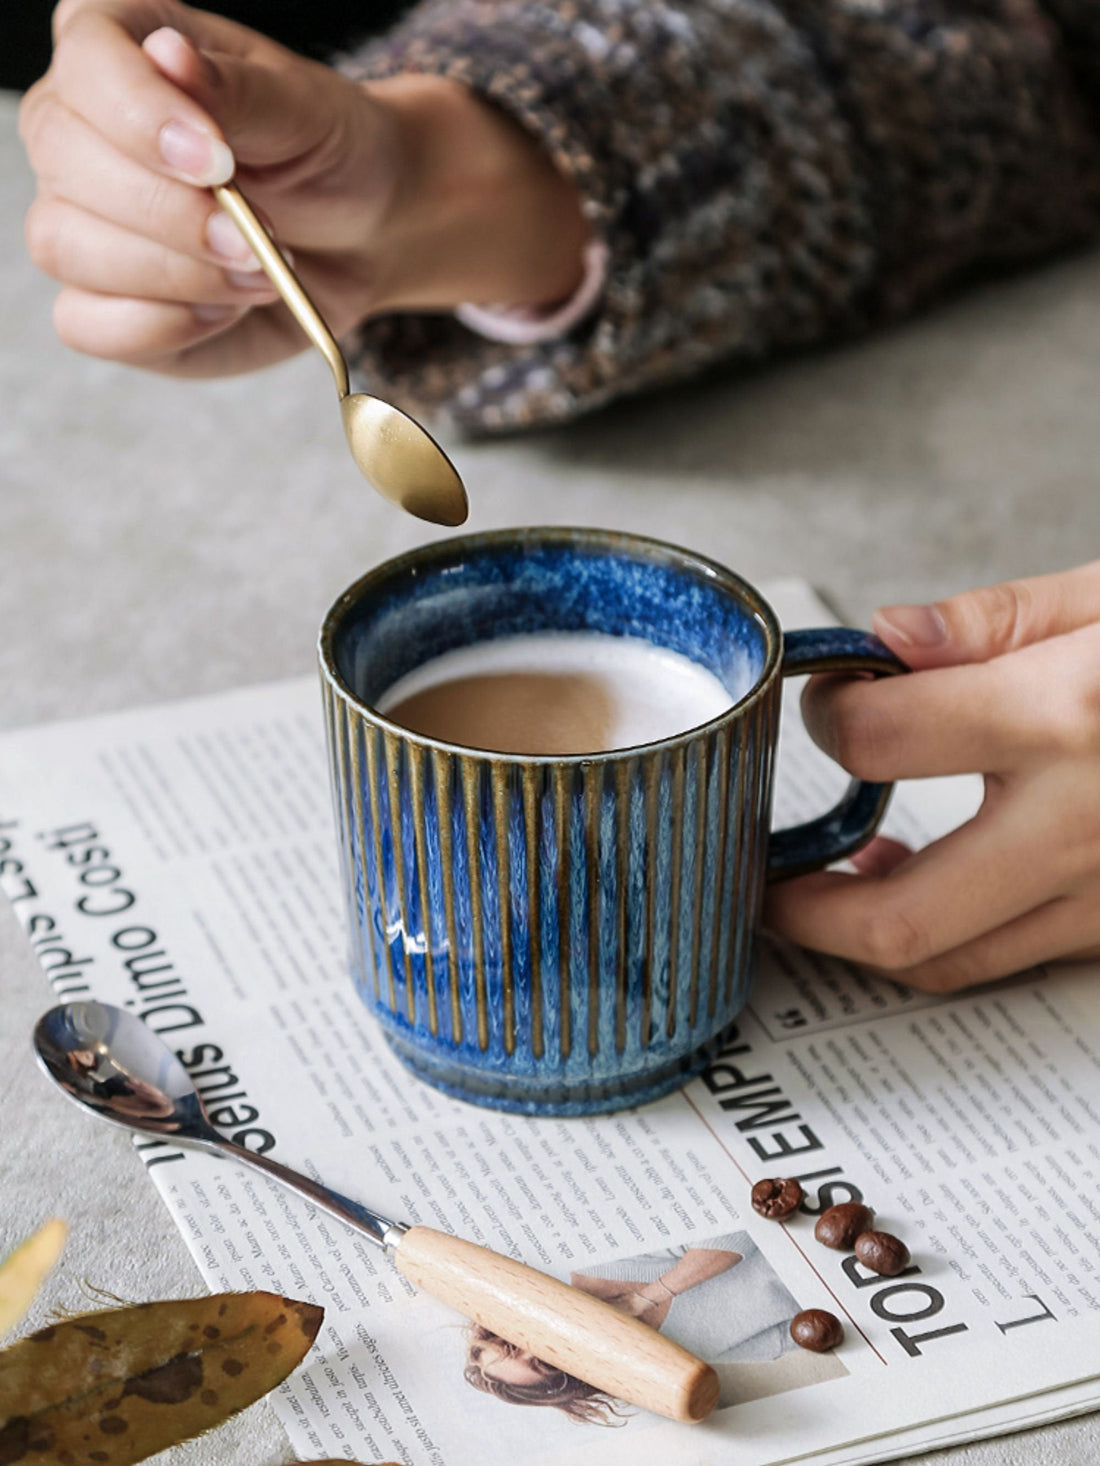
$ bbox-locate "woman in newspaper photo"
[463,1233,843,1423]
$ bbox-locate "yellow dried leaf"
[0,1291,322,1464]
[0,1220,67,1339]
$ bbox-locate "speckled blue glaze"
[336,533,766,711]
[319,529,904,1115]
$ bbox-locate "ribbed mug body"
[320,529,782,1115]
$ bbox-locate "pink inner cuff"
[454,239,609,345]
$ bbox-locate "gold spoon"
[213,182,469,528]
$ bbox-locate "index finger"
[874,559,1100,671]
[50,3,233,185]
[801,658,1032,781]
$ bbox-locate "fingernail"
[205,210,261,266]
[226,269,277,294]
[145,26,193,64]
[159,120,234,186]
[873,604,948,647]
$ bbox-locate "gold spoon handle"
[213,181,350,399]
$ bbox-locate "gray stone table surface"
[1,88,1099,1465]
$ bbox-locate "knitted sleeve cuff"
[454,239,610,345]
[340,0,1099,434]
[339,0,870,433]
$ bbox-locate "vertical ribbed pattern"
[345,697,379,1003]
[641,762,659,1050]
[322,683,362,996]
[706,725,732,1023]
[362,722,396,1016]
[584,767,602,1060]
[383,731,416,1026]
[522,771,545,1060]
[460,759,490,1051]
[432,748,463,1045]
[492,770,516,1056]
[613,762,631,1054]
[323,672,783,1111]
[687,740,707,1030]
[724,709,751,1008]
[406,743,438,1037]
[552,765,572,1062]
[665,747,685,1040]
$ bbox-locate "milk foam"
[378,632,736,751]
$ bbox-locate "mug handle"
[767,628,908,882]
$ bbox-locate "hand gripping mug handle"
[768,629,909,881]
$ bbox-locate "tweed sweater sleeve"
[341,0,1100,433]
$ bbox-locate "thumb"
[873,560,1100,669]
[143,26,335,169]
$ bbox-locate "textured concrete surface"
[2,89,1100,1464]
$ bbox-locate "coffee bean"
[790,1309,844,1352]
[854,1230,911,1276]
[751,1178,804,1221]
[814,1202,874,1250]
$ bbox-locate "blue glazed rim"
[318,526,783,763]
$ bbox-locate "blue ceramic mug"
[319,528,903,1115]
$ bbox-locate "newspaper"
[3,580,1100,1466]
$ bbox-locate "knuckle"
[24,200,62,277]
[1079,689,1100,754]
[1018,666,1100,757]
[49,11,119,96]
[137,175,213,264]
[17,84,53,162]
[826,698,897,781]
[49,22,79,81]
[51,290,88,352]
[139,170,178,237]
[1050,693,1098,757]
[1063,660,1100,753]
[949,581,1034,658]
[17,84,41,148]
[859,904,930,971]
[52,0,92,43]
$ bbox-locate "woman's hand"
[18,0,587,378]
[570,1249,742,1333]
[766,562,1100,992]
[569,1273,662,1323]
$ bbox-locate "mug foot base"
[378,1028,731,1116]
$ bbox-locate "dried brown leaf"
[0,1291,322,1464]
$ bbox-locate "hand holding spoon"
[213,183,468,528]
[34,1000,718,1424]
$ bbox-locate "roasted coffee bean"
[854,1230,911,1276]
[790,1309,844,1352]
[751,1177,804,1220]
[814,1202,874,1250]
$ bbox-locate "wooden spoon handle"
[212,182,350,398]
[393,1226,719,1423]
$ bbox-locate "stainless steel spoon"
[213,183,468,529]
[33,1000,717,1424]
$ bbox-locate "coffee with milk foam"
[379,632,738,756]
